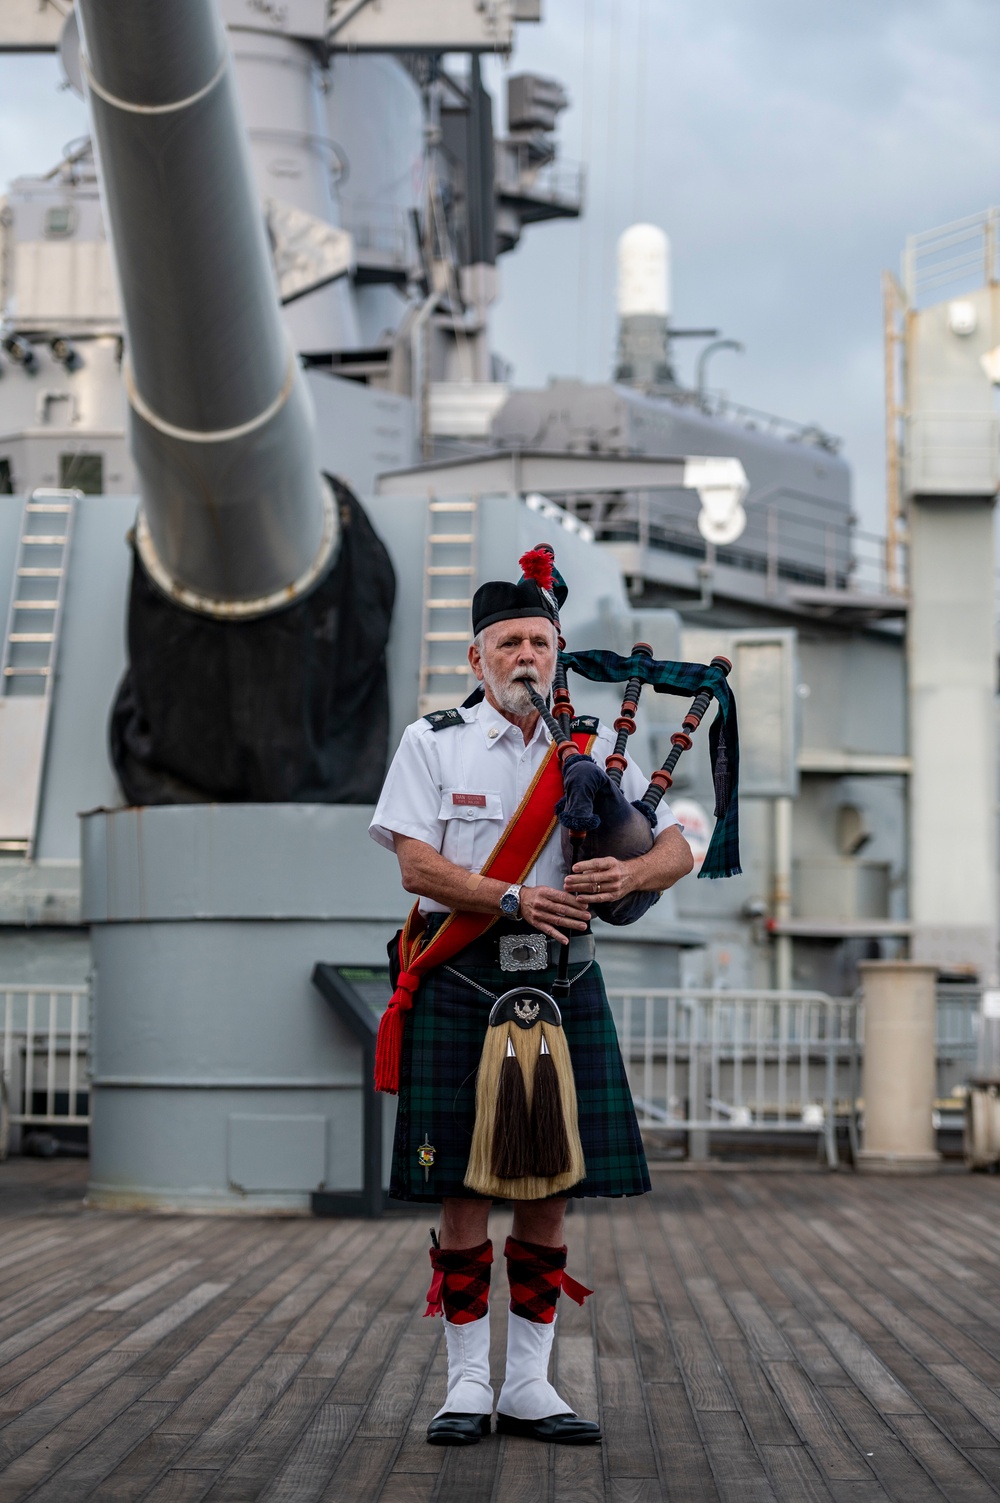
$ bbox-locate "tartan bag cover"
[560,649,741,878]
[374,728,596,1093]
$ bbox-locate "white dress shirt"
[369,697,678,913]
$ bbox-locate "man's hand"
[563,856,634,903]
[519,885,591,944]
[393,835,592,940]
[564,826,694,902]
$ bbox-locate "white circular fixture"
[948,300,977,336]
[697,503,748,546]
[683,457,750,547]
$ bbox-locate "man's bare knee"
[439,1197,492,1248]
[511,1196,567,1247]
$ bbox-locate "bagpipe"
[464,543,741,1199]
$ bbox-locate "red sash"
[374,729,596,1094]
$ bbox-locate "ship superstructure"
[0,0,954,1198]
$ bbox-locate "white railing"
[607,988,861,1168]
[902,206,999,308]
[0,985,90,1153]
[934,984,980,1096]
[339,201,413,266]
[0,981,982,1165]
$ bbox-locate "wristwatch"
[499,883,522,919]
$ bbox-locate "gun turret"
[76,0,394,804]
[77,0,335,610]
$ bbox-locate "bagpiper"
[368,547,696,1447]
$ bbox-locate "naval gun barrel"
[76,0,337,614]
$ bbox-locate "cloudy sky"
[3,1,1000,531]
[485,0,1000,533]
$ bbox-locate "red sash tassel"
[373,962,421,1094]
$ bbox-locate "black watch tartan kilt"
[389,955,651,1203]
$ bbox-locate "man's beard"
[482,663,552,716]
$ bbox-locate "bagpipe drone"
[463,543,740,1199]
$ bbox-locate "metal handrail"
[556,486,891,594]
[666,387,842,453]
[0,985,90,1145]
[903,205,1000,307]
[607,987,861,1168]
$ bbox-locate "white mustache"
[482,660,550,716]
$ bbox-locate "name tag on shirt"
[439,789,504,822]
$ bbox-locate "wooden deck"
[1,1162,1000,1502]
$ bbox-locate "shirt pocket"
[438,789,505,869]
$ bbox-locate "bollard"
[857,960,941,1174]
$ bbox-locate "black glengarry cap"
[471,546,568,635]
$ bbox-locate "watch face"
[500,892,519,915]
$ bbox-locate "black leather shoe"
[426,1412,492,1446]
[496,1411,602,1445]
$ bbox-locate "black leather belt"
[449,923,595,972]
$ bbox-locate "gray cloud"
[5,8,1000,535]
[488,0,1000,530]
[0,56,87,191]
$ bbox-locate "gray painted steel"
[80,805,402,923]
[0,495,131,861]
[903,285,998,983]
[492,381,852,587]
[305,372,415,497]
[76,0,335,608]
[904,286,1000,499]
[376,449,688,499]
[232,28,360,356]
[908,498,997,981]
[83,803,401,1211]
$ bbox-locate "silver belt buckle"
[499,933,549,972]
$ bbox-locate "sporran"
[464,985,585,1200]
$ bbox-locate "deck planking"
[0,1160,998,1500]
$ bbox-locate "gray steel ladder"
[417,499,479,716]
[0,488,78,856]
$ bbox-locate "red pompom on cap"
[518,546,554,593]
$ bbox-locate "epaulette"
[571,715,600,735]
[423,707,465,731]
